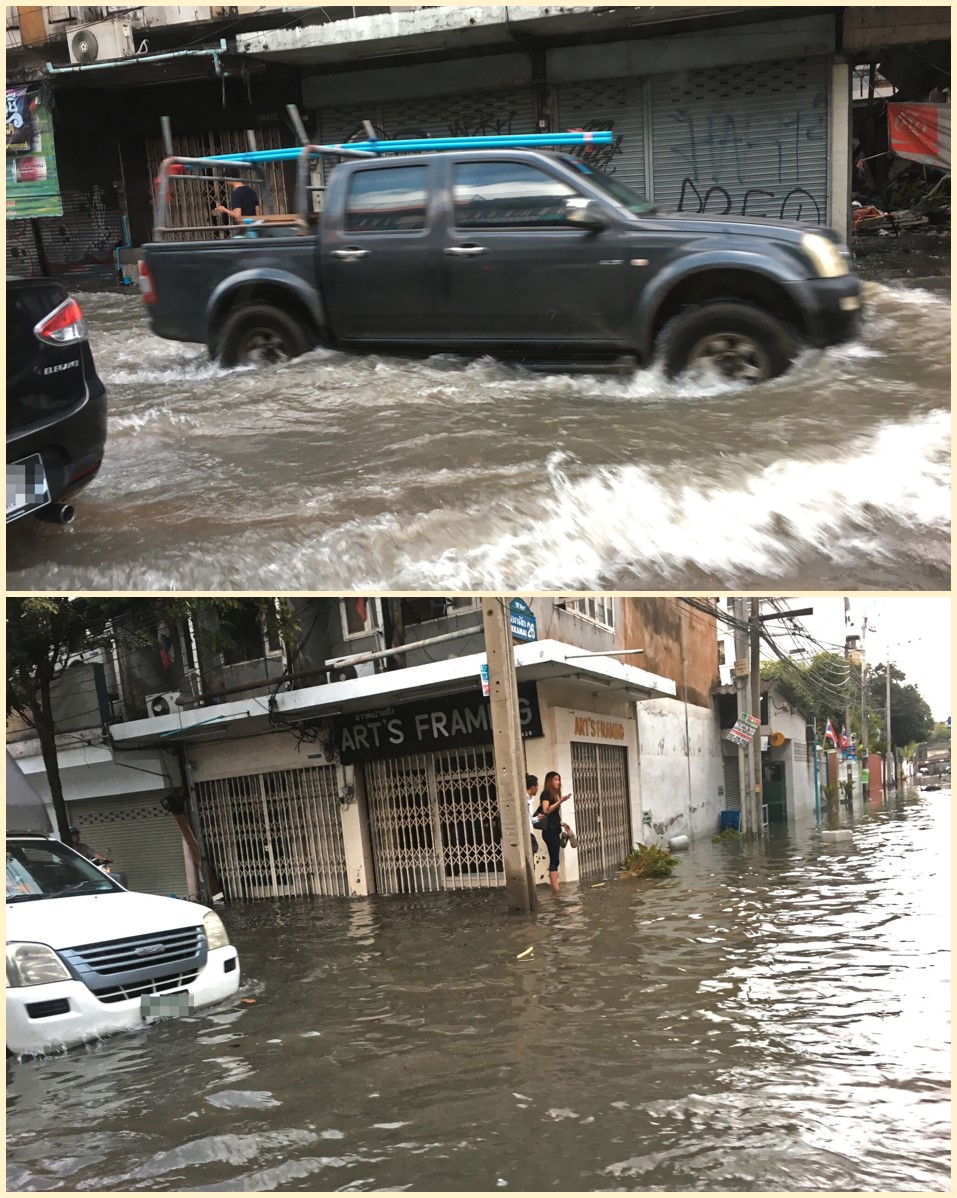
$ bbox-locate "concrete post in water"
[481,597,537,913]
[732,598,752,835]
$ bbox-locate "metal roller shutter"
[317,87,537,187]
[722,755,741,810]
[570,742,632,882]
[554,78,646,195]
[651,58,830,224]
[6,221,42,279]
[69,795,188,898]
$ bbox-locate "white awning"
[109,638,676,747]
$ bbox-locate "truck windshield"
[560,156,657,215]
[7,840,121,902]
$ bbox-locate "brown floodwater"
[6,788,950,1191]
[5,279,950,591]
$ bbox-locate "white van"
[6,754,240,1056]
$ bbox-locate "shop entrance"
[365,745,504,894]
[570,742,632,881]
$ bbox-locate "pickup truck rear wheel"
[215,304,313,367]
[660,302,798,383]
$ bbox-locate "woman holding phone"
[539,770,571,894]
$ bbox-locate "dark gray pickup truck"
[140,148,861,383]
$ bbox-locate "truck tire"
[660,301,798,383]
[215,303,313,367]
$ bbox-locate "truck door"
[321,161,445,345]
[441,158,633,348]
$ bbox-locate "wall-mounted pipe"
[46,39,227,75]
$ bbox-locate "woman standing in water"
[539,770,571,894]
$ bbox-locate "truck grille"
[94,969,200,1005]
[58,926,206,998]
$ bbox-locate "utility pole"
[885,652,894,792]
[749,598,763,836]
[732,598,752,835]
[860,614,868,765]
[482,597,537,913]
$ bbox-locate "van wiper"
[6,892,49,903]
[49,880,114,897]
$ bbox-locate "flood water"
[7,789,950,1192]
[6,280,950,591]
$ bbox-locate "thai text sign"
[727,713,760,747]
[887,102,951,172]
[6,88,62,219]
[332,682,543,763]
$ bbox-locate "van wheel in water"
[660,301,799,383]
[215,304,313,367]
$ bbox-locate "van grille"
[59,926,206,996]
[94,969,200,1004]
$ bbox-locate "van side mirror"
[565,198,607,231]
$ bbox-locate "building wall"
[620,599,718,709]
[843,7,952,52]
[634,697,724,843]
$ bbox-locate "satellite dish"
[71,29,100,63]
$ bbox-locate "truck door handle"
[333,247,369,260]
[445,245,487,256]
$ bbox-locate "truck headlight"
[6,943,71,987]
[203,911,231,951]
[801,232,849,278]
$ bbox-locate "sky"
[759,596,951,723]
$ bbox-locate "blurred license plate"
[6,454,51,523]
[141,991,194,1019]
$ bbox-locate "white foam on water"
[391,409,950,588]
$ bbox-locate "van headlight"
[203,911,231,951]
[6,943,71,987]
[801,233,849,278]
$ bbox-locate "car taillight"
[138,259,156,304]
[34,297,87,344]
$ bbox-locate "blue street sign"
[509,598,537,643]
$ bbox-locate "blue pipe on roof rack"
[197,130,615,165]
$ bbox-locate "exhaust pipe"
[37,502,76,525]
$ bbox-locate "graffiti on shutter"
[196,765,346,901]
[570,742,631,882]
[365,745,503,895]
[651,58,829,224]
[554,78,646,193]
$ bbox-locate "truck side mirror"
[565,198,607,231]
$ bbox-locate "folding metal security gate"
[365,745,504,894]
[650,57,830,223]
[145,127,291,241]
[570,742,632,882]
[196,766,347,901]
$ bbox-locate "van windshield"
[7,839,121,902]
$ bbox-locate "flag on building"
[824,719,838,746]
[840,726,850,750]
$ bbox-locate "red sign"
[888,103,951,171]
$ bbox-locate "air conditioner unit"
[68,18,135,64]
[328,661,376,683]
[146,691,182,718]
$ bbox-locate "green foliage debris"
[620,843,679,879]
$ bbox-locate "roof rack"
[151,104,614,240]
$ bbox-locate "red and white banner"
[887,102,951,172]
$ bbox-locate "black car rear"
[7,279,107,524]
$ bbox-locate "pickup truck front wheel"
[660,302,798,383]
[215,304,313,368]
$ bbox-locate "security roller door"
[570,742,631,882]
[554,78,646,194]
[69,795,188,898]
[366,745,504,895]
[317,87,537,186]
[196,766,347,901]
[651,58,830,224]
[723,754,741,811]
